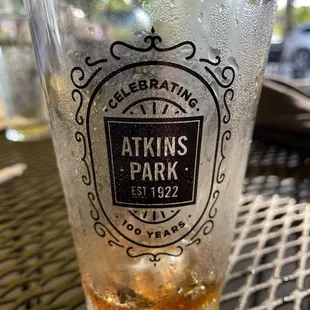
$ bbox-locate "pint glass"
[0,2,49,141]
[25,0,277,309]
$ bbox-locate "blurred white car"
[281,24,310,78]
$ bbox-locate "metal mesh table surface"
[0,133,310,310]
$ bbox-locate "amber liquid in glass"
[84,280,222,310]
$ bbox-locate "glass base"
[5,125,50,142]
[83,275,222,310]
[85,293,220,310]
[86,298,219,310]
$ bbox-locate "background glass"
[0,0,49,142]
[25,0,277,309]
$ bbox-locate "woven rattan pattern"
[0,135,84,310]
[0,134,310,310]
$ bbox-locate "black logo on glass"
[105,116,203,208]
[70,27,235,263]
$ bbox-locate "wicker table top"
[1,133,310,310]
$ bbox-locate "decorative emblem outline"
[70,28,235,263]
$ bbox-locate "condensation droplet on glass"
[209,47,221,59]
[167,0,175,7]
[208,270,216,282]
[181,45,194,58]
[210,81,219,97]
[214,67,221,79]
[198,12,203,23]
[88,26,95,35]
[227,56,239,71]
[255,68,264,92]
[235,18,239,29]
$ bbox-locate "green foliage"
[274,6,310,35]
[12,0,23,6]
[293,6,310,25]
[68,0,132,15]
[0,0,23,10]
